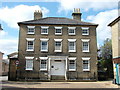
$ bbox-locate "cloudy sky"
[0,0,119,58]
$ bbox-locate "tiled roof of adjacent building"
[18,17,98,26]
[108,16,120,26]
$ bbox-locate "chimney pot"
[72,8,82,21]
[34,10,42,20]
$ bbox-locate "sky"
[0,0,119,58]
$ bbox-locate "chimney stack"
[34,10,42,20]
[72,8,82,21]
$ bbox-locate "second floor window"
[41,26,49,34]
[68,27,76,35]
[55,27,62,35]
[82,27,89,35]
[27,26,35,34]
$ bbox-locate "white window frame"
[54,39,62,52]
[55,27,62,35]
[68,57,76,71]
[68,39,76,52]
[25,57,34,70]
[68,27,76,35]
[27,26,35,34]
[40,38,49,52]
[82,27,89,35]
[81,39,90,52]
[41,26,49,34]
[26,38,35,51]
[82,57,90,71]
[39,57,48,71]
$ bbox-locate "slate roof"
[18,17,98,26]
[108,16,120,26]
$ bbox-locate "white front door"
[51,60,65,76]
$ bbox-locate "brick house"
[0,51,9,76]
[17,9,98,81]
[108,16,120,84]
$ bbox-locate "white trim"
[54,26,62,29]
[68,39,76,42]
[54,39,62,41]
[41,26,49,28]
[81,27,89,29]
[27,26,35,28]
[40,38,49,41]
[26,38,35,41]
[81,39,90,42]
[68,27,76,29]
[39,57,48,59]
[68,57,77,60]
[82,57,90,60]
[25,57,34,59]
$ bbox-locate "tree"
[98,38,113,79]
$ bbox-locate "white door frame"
[48,56,68,80]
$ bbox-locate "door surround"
[47,55,68,80]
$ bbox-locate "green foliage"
[98,38,113,79]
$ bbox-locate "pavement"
[0,76,120,90]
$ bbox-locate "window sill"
[55,33,62,35]
[69,69,76,71]
[41,50,48,52]
[82,34,89,36]
[40,69,47,71]
[26,69,33,70]
[54,50,62,52]
[83,70,90,72]
[69,50,76,52]
[69,34,75,35]
[82,50,89,53]
[27,33,35,35]
[26,50,34,51]
[41,33,48,35]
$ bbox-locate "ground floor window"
[83,60,90,71]
[26,60,33,70]
[40,60,47,71]
[68,58,76,71]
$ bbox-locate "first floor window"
[83,60,90,71]
[55,41,62,52]
[55,27,62,35]
[27,40,34,51]
[69,60,76,71]
[41,41,48,51]
[26,60,33,70]
[40,60,47,70]
[82,41,89,52]
[69,41,76,52]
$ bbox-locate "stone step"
[51,75,65,80]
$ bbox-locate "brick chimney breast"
[34,10,42,20]
[72,8,82,21]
